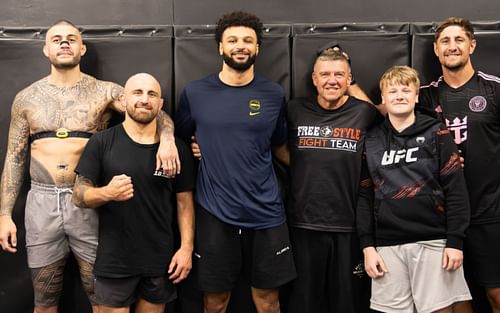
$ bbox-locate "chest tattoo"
[23,75,113,132]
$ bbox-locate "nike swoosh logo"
[249,111,260,116]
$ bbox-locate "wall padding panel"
[173,24,291,111]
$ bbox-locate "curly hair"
[215,11,263,45]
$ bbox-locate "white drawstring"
[54,187,72,213]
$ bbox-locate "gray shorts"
[25,181,98,268]
[371,240,471,313]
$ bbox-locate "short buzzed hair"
[47,19,80,33]
[313,49,350,71]
[379,65,420,92]
[434,17,474,42]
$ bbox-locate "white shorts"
[370,240,471,313]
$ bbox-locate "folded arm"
[72,174,134,209]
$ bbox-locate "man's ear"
[219,42,223,56]
[469,38,477,55]
[119,94,126,107]
[43,44,49,58]
[311,71,318,87]
[81,43,87,57]
[381,94,386,105]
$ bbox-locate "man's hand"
[0,215,17,253]
[442,247,463,271]
[105,175,134,202]
[363,247,388,279]
[168,246,192,284]
[459,150,465,169]
[191,136,201,160]
[330,46,351,61]
[156,137,180,177]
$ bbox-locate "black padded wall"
[171,0,500,24]
[0,0,174,26]
[2,0,500,27]
[1,18,499,313]
[173,24,291,111]
[0,37,46,164]
[81,26,174,114]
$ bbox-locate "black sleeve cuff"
[446,235,464,250]
[359,235,375,250]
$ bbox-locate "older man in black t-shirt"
[272,49,378,313]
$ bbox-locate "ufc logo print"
[381,148,419,165]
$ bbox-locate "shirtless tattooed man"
[0,20,179,313]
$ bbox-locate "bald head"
[122,73,164,125]
[124,73,162,97]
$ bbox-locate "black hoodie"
[357,112,470,250]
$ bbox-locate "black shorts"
[195,205,296,292]
[94,274,177,307]
[287,228,371,313]
[464,222,500,288]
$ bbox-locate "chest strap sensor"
[30,129,93,143]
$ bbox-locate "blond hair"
[379,65,420,92]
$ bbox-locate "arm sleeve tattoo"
[107,82,125,113]
[156,110,175,138]
[0,94,30,216]
[72,175,95,208]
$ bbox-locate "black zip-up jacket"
[357,112,470,250]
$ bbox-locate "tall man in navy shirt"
[175,11,296,313]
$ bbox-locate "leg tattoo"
[75,256,97,305]
[31,258,67,307]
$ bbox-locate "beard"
[443,61,467,72]
[441,54,468,72]
[126,104,158,125]
[222,51,256,72]
[50,55,81,70]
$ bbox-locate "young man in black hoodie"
[357,65,471,313]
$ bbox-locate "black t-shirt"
[75,124,195,277]
[419,72,500,224]
[286,97,377,232]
